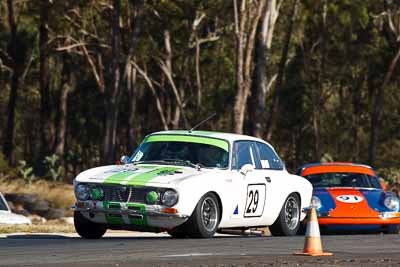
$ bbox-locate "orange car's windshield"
[304,172,381,189]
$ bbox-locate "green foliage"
[0,153,10,174]
[17,160,35,186]
[0,0,399,179]
[43,154,63,182]
[320,153,334,163]
[377,168,400,185]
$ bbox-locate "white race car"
[73,131,312,238]
[0,192,32,225]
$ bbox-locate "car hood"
[0,211,32,225]
[75,164,211,187]
[314,187,390,216]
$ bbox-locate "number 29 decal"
[244,184,266,217]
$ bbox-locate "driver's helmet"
[160,142,189,160]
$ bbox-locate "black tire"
[167,226,188,238]
[269,193,301,236]
[297,221,307,235]
[186,193,220,238]
[74,211,107,239]
[384,224,400,234]
[167,222,188,238]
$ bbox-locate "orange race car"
[298,162,400,233]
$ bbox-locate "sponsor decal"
[336,195,364,203]
[132,150,143,161]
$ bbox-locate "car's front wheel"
[269,193,301,236]
[74,211,107,239]
[167,224,188,238]
[186,193,220,238]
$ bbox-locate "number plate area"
[244,184,266,217]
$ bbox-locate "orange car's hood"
[314,188,384,217]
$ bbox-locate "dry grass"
[0,220,75,234]
[0,177,75,209]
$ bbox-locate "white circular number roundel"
[336,195,363,203]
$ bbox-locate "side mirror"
[120,155,130,165]
[240,164,255,176]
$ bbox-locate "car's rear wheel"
[74,211,107,239]
[186,193,220,238]
[269,193,300,236]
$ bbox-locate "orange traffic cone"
[294,207,332,256]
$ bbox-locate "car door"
[229,141,267,227]
[253,141,286,225]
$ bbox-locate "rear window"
[304,172,381,189]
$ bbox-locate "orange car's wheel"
[385,224,400,234]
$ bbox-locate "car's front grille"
[102,186,148,203]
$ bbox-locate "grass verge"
[0,177,75,212]
[0,220,75,234]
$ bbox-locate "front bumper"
[316,212,400,225]
[72,201,189,229]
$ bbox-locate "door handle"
[265,177,271,183]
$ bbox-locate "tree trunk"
[351,77,363,161]
[232,0,267,134]
[3,0,19,165]
[312,0,327,161]
[54,58,74,162]
[127,66,138,152]
[102,0,122,164]
[126,1,142,152]
[368,45,400,165]
[265,0,298,141]
[160,29,189,129]
[164,29,179,129]
[252,0,283,138]
[195,39,202,109]
[54,85,71,157]
[39,0,52,161]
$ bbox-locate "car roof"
[298,162,376,177]
[149,130,269,144]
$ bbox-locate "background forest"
[1,0,400,184]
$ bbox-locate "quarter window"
[255,143,283,170]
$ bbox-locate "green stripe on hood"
[144,135,229,152]
[127,167,180,186]
[104,171,136,184]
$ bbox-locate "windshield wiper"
[161,159,201,170]
[132,159,201,169]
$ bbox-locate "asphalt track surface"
[1,232,400,266]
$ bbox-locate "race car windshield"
[131,141,229,168]
[304,172,381,189]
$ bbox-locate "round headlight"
[75,184,90,201]
[384,196,399,211]
[161,190,178,207]
[90,187,104,200]
[146,191,159,204]
[310,196,322,209]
